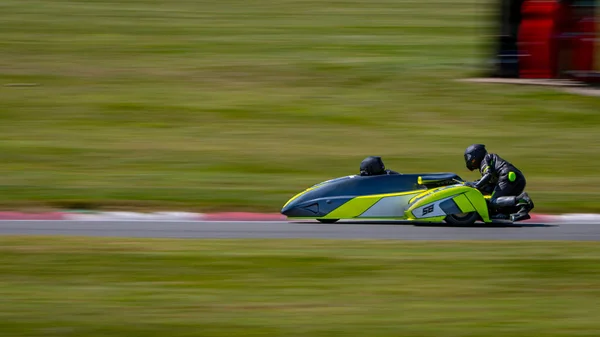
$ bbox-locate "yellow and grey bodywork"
[315,190,425,221]
[404,185,491,223]
[281,173,492,224]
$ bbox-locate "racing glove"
[464,181,477,188]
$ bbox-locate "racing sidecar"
[280,172,526,225]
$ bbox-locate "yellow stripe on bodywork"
[408,215,446,223]
[282,187,315,208]
[452,194,476,213]
[409,189,432,204]
[325,197,381,218]
[417,176,441,185]
[358,190,425,199]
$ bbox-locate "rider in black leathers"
[464,144,534,221]
[359,156,399,176]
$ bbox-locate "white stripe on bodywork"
[358,195,418,217]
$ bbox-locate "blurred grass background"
[0,0,599,213]
[2,237,600,337]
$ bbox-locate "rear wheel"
[317,219,339,224]
[444,212,479,226]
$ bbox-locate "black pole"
[490,0,526,77]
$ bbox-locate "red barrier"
[571,16,596,74]
[517,0,597,80]
[518,0,561,78]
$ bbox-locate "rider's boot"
[491,194,534,222]
[510,212,531,222]
[516,192,534,213]
[512,192,534,222]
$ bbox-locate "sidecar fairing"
[280,172,471,222]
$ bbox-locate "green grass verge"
[1,0,599,213]
[1,237,600,336]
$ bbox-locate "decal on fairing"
[412,196,456,219]
[422,205,434,216]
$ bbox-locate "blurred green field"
[1,237,600,337]
[1,0,599,213]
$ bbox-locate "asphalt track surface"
[0,220,599,240]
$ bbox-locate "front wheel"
[444,212,479,226]
[317,219,339,224]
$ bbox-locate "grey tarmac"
[0,220,599,240]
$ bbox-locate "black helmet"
[360,156,386,176]
[464,144,487,171]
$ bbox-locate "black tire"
[317,219,339,224]
[444,212,479,226]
